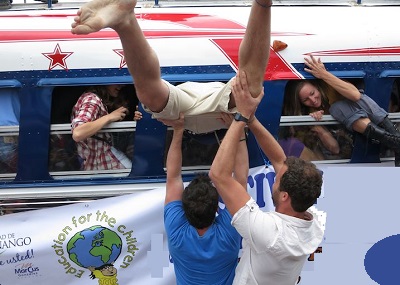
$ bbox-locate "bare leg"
[238,0,272,98]
[71,0,169,112]
[352,118,371,133]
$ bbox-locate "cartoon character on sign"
[88,264,118,284]
[67,225,122,285]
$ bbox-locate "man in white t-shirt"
[209,71,325,285]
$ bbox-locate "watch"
[234,112,249,124]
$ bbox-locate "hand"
[134,105,143,121]
[309,110,324,121]
[109,106,128,122]
[232,70,264,119]
[304,55,328,79]
[158,113,185,131]
[219,112,234,128]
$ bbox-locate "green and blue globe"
[67,225,122,268]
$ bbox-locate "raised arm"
[247,117,286,174]
[209,71,263,215]
[219,112,249,190]
[234,132,250,190]
[304,55,361,102]
[159,113,185,205]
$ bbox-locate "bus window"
[49,85,139,176]
[389,79,400,113]
[161,80,229,170]
[164,129,223,169]
[0,88,20,176]
[49,133,82,172]
[108,84,139,163]
[278,78,364,162]
[380,79,400,161]
[278,125,353,161]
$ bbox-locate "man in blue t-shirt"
[160,112,247,285]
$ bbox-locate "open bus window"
[279,78,363,162]
[0,88,20,175]
[162,81,229,169]
[163,129,223,168]
[49,130,136,172]
[389,79,400,113]
[49,133,82,171]
[278,125,354,161]
[49,85,138,175]
[380,79,400,160]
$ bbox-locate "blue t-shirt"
[164,201,241,285]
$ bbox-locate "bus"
[1,0,400,209]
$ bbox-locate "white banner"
[0,165,278,285]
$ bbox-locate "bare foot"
[71,0,137,34]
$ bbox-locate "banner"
[1,165,291,285]
[0,187,176,285]
[6,165,400,284]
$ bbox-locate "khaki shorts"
[143,78,236,134]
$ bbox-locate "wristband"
[234,112,249,124]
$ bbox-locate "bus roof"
[4,0,400,12]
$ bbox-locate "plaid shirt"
[71,92,124,170]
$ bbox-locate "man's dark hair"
[280,157,322,212]
[182,173,219,229]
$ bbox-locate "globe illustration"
[67,225,122,268]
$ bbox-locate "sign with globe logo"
[51,209,139,284]
[67,225,122,268]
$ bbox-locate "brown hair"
[283,80,333,116]
[280,157,322,212]
[85,85,128,112]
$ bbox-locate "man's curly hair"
[182,173,219,229]
[280,157,322,212]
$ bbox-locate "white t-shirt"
[232,198,324,285]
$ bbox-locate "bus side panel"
[130,104,167,177]
[16,85,53,181]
